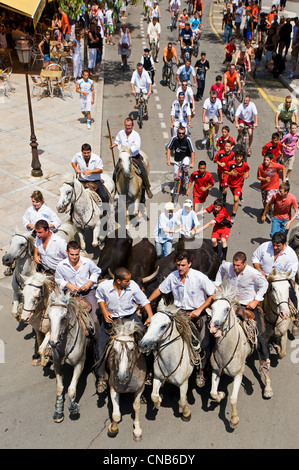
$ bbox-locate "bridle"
[49,302,80,362]
[64,180,96,229]
[265,278,290,327]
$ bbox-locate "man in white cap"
[153,202,176,257]
[175,199,200,238]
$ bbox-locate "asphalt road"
[1,0,299,452]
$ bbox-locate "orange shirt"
[258,162,284,191]
[163,45,178,61]
[225,70,237,89]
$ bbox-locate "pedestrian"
[216,125,236,150]
[95,267,153,392]
[186,160,214,211]
[194,51,210,100]
[202,90,223,145]
[234,1,244,39]
[105,5,116,46]
[71,143,109,204]
[224,36,236,67]
[288,32,299,79]
[34,220,67,274]
[38,30,51,69]
[153,202,176,257]
[257,153,286,213]
[87,21,102,76]
[23,190,62,232]
[118,23,132,68]
[262,132,283,163]
[58,7,71,42]
[76,69,95,130]
[222,6,234,43]
[253,41,265,77]
[210,75,225,102]
[214,140,235,203]
[280,122,299,180]
[278,17,292,57]
[243,7,254,41]
[261,181,298,237]
[175,199,200,239]
[197,198,232,261]
[71,31,82,80]
[224,148,250,223]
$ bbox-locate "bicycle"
[238,124,254,160]
[149,38,158,62]
[206,119,217,161]
[136,91,146,129]
[171,161,189,205]
[223,91,237,123]
[162,61,177,91]
[181,45,193,62]
[276,120,291,139]
[236,66,245,102]
[187,0,194,16]
[192,36,199,58]
[170,11,179,31]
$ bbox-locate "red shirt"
[206,204,232,227]
[225,43,236,57]
[262,141,282,163]
[270,192,298,220]
[257,162,284,191]
[226,160,250,188]
[210,83,225,101]
[214,149,235,174]
[216,135,236,150]
[190,170,214,196]
[61,12,71,34]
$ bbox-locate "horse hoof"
[107,429,119,438]
[292,326,299,336]
[230,419,239,428]
[181,413,191,422]
[133,434,142,442]
[53,412,64,423]
[263,389,274,399]
[32,358,41,367]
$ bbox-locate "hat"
[184,199,193,208]
[201,51,206,55]
[165,202,174,211]
[144,48,150,52]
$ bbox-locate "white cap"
[184,199,193,208]
[165,202,174,211]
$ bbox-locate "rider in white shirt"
[147,16,161,62]
[131,62,152,114]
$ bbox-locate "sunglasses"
[178,132,185,135]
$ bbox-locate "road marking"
[163,132,169,139]
[156,104,161,109]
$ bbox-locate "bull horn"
[108,268,115,279]
[142,266,160,284]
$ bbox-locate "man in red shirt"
[186,160,214,211]
[224,148,250,222]
[210,75,225,102]
[216,125,236,150]
[257,152,286,212]
[197,198,232,260]
[214,140,235,203]
[224,37,236,67]
[261,182,298,237]
[262,132,282,163]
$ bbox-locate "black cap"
[201,51,206,55]
[144,48,150,52]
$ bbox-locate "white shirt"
[214,262,268,305]
[159,268,216,310]
[203,97,222,119]
[177,85,194,105]
[97,10,105,37]
[72,38,81,58]
[114,129,141,157]
[235,101,258,122]
[252,242,298,280]
[55,256,102,290]
[131,68,152,93]
[147,21,161,40]
[78,78,93,99]
[95,279,149,318]
[170,100,191,122]
[175,208,200,235]
[23,204,61,231]
[72,152,103,181]
[35,233,67,271]
[170,0,181,11]
[153,212,175,243]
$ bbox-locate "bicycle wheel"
[138,104,143,129]
[237,83,244,102]
[211,133,216,160]
[168,69,176,91]
[243,133,249,159]
[193,40,199,58]
[229,100,235,123]
[172,178,181,205]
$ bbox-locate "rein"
[68,181,98,229]
[49,302,81,362]
[265,279,290,328]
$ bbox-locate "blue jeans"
[270,217,289,238]
[155,240,172,257]
[224,24,232,43]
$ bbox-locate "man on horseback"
[214,251,271,389]
[94,267,153,393]
[110,118,153,201]
[55,240,102,338]
[34,220,68,275]
[147,250,216,387]
[72,143,110,204]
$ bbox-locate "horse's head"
[208,287,238,338]
[2,233,33,266]
[267,269,292,318]
[48,290,70,349]
[110,319,141,384]
[139,300,176,352]
[118,147,132,177]
[57,176,75,213]
[21,272,52,323]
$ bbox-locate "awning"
[0,0,46,28]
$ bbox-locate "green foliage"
[57,0,85,19]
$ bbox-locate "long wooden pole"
[107,119,116,168]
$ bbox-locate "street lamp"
[15,36,43,177]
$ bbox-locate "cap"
[201,51,206,55]
[165,202,174,211]
[183,199,193,208]
[144,48,150,52]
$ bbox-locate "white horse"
[139,300,199,422]
[57,173,115,250]
[207,286,254,427]
[21,272,54,366]
[2,232,37,321]
[48,290,91,423]
[106,319,146,441]
[262,269,293,360]
[115,147,150,225]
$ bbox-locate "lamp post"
[15,36,43,177]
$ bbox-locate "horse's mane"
[86,188,102,205]
[213,285,239,304]
[14,231,36,256]
[61,173,102,204]
[108,318,144,343]
[267,269,290,283]
[61,172,75,185]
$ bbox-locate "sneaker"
[231,215,235,224]
[288,73,294,79]
[87,121,91,130]
[202,137,207,145]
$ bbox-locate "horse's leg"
[178,379,191,422]
[229,371,243,428]
[53,364,65,423]
[210,370,225,402]
[67,359,85,416]
[277,320,290,359]
[151,376,163,409]
[259,357,273,399]
[132,385,145,441]
[38,331,50,367]
[77,230,86,251]
[92,222,101,247]
[107,386,120,437]
[32,330,44,366]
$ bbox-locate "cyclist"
[149,1,161,22]
[140,48,156,85]
[170,91,193,135]
[166,124,195,186]
[202,90,223,145]
[178,8,189,36]
[180,22,194,58]
[147,16,161,62]
[193,0,203,19]
[235,46,251,81]
[176,57,196,87]
[275,96,298,131]
[189,11,203,40]
[177,80,196,117]
[162,42,179,80]
[235,94,258,153]
[169,0,181,27]
[223,63,241,103]
[131,62,152,116]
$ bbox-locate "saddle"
[80,180,111,202]
[235,306,258,347]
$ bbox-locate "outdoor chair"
[31,75,48,100]
[54,75,73,100]
[0,67,15,98]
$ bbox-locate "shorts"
[135,86,149,100]
[238,118,254,126]
[225,55,233,62]
[203,115,218,131]
[106,24,115,34]
[88,48,97,69]
[173,156,190,178]
[229,185,242,196]
[261,188,278,204]
[283,153,295,171]
[80,95,92,112]
[244,31,252,41]
[211,226,230,240]
[43,54,51,62]
[265,50,273,62]
[255,58,261,67]
[193,192,208,204]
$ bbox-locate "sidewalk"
[0,58,105,278]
